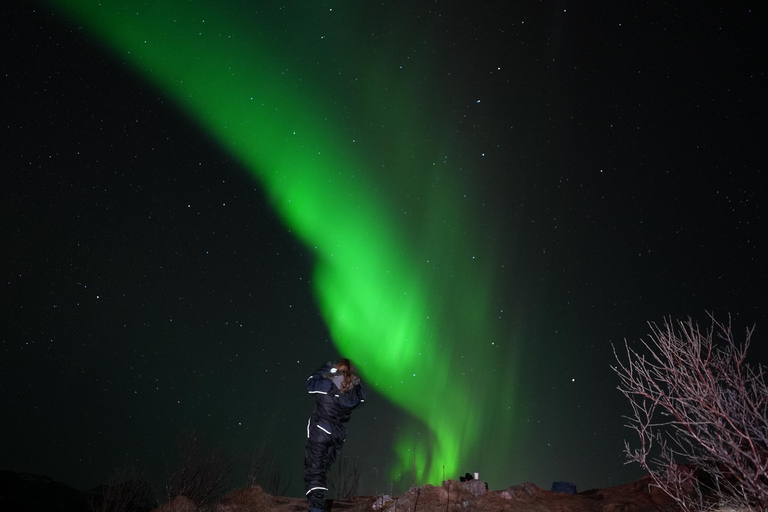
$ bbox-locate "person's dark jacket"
[306,362,365,424]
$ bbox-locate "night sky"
[3,0,766,498]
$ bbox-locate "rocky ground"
[155,475,681,512]
[0,470,683,512]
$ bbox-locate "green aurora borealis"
[47,0,520,485]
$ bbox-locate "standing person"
[304,358,365,512]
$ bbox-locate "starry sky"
[2,0,766,497]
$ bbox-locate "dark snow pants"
[304,415,346,511]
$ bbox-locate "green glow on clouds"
[50,0,518,486]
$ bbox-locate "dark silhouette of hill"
[0,471,88,512]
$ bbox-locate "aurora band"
[46,0,518,486]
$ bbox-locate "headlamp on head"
[330,367,338,374]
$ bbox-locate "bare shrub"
[89,465,154,512]
[164,430,233,506]
[244,442,291,496]
[328,454,361,500]
[244,442,271,488]
[613,315,768,511]
[263,466,292,497]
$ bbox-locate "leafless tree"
[88,465,154,512]
[329,454,361,500]
[613,315,768,511]
[164,430,233,506]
